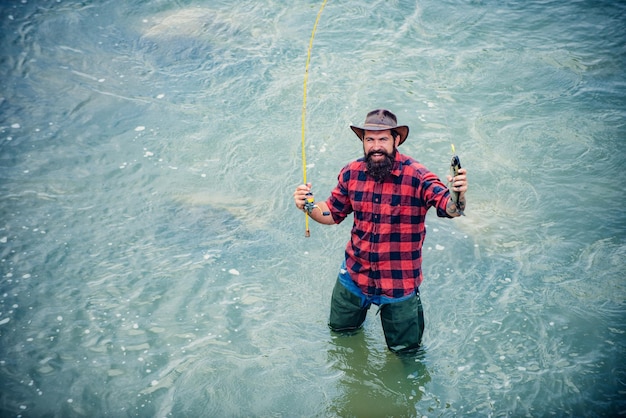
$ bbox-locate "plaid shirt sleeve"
[325,153,452,299]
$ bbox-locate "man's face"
[363,130,399,181]
[362,130,398,162]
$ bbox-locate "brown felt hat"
[350,109,409,145]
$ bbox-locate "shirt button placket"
[371,184,382,282]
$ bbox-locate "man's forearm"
[446,195,466,217]
[306,201,335,225]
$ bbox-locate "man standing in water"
[293,109,468,353]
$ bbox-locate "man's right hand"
[293,183,312,211]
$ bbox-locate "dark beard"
[365,149,395,181]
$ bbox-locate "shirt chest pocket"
[388,196,415,224]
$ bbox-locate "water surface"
[0,0,624,416]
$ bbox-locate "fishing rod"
[301,0,329,237]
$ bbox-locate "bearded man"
[293,109,468,353]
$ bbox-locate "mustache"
[366,149,393,159]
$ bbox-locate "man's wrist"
[446,197,466,216]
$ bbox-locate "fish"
[449,144,465,216]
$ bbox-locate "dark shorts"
[328,278,425,353]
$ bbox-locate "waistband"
[338,260,416,307]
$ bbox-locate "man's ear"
[394,135,401,147]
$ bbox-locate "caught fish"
[449,144,465,216]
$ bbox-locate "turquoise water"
[1,0,624,416]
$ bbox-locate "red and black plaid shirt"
[326,150,452,299]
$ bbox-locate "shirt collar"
[390,150,404,177]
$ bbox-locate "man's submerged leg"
[328,278,369,332]
[380,292,425,353]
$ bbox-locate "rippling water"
[1,0,624,416]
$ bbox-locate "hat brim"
[350,125,409,146]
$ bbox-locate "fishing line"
[301,0,328,237]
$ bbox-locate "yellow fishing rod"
[302,0,328,237]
